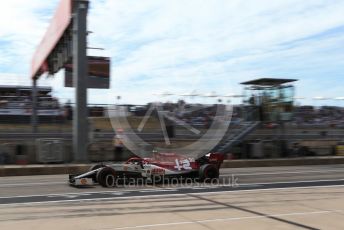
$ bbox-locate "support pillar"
[31,78,38,133]
[72,0,89,162]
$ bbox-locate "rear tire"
[199,164,219,182]
[96,167,117,187]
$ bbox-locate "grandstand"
[0,85,63,123]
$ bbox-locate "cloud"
[0,0,59,74]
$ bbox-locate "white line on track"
[241,178,344,186]
[0,187,174,199]
[139,189,178,193]
[0,182,65,187]
[221,168,344,176]
[188,184,344,197]
[96,210,344,229]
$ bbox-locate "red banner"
[31,0,72,79]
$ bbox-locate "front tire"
[96,167,117,187]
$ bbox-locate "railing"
[213,121,261,153]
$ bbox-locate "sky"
[0,0,344,105]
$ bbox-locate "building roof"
[0,85,51,91]
[241,78,297,86]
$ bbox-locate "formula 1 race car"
[69,152,225,187]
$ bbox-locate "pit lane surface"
[1,165,344,230]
